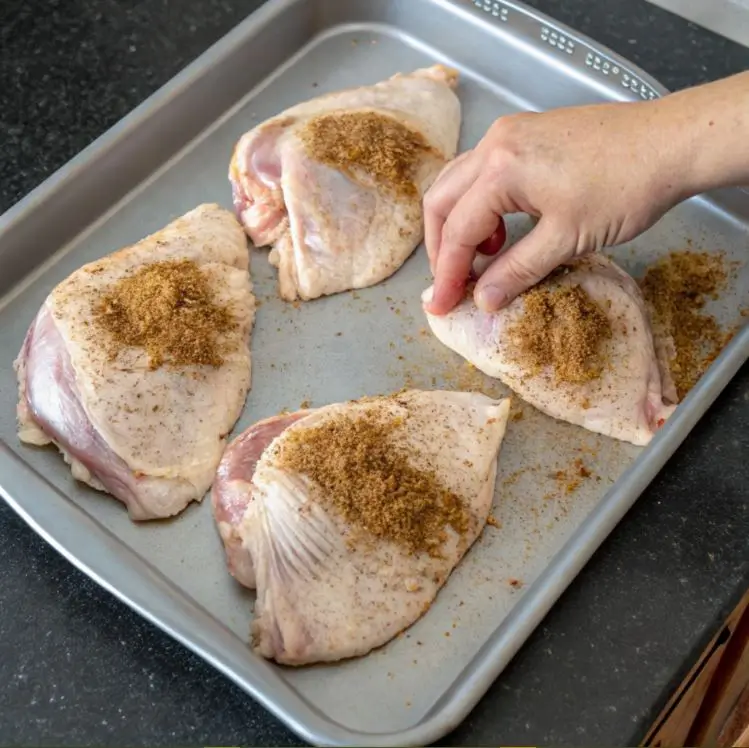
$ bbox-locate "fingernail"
[476,284,508,312]
[421,286,434,305]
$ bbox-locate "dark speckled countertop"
[1,0,748,745]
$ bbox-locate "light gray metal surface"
[0,0,747,745]
[644,0,749,49]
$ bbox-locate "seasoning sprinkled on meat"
[640,250,728,399]
[94,259,236,370]
[299,111,433,198]
[507,283,612,384]
[275,408,471,556]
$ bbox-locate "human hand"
[422,99,690,315]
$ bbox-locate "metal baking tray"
[0,0,747,745]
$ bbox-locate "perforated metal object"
[473,0,660,97]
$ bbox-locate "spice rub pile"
[507,281,612,384]
[299,111,433,199]
[274,407,471,557]
[640,250,730,399]
[94,259,236,370]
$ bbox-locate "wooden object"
[643,588,749,748]
[718,682,749,747]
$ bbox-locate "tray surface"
[0,0,747,745]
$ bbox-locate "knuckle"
[422,186,443,214]
[542,215,572,242]
[488,115,516,142]
[504,254,539,285]
[440,217,467,247]
[423,182,453,217]
[484,138,519,180]
[485,113,538,172]
[488,112,532,144]
[485,146,512,178]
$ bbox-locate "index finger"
[423,151,480,274]
[425,177,502,315]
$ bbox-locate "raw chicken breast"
[215,390,510,666]
[229,65,462,301]
[424,255,676,446]
[212,410,311,588]
[14,204,255,520]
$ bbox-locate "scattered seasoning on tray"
[486,514,501,528]
[454,362,501,394]
[507,283,612,384]
[640,250,730,400]
[502,467,531,489]
[274,404,471,556]
[299,111,433,198]
[552,457,596,495]
[431,361,506,399]
[93,259,236,369]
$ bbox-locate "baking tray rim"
[0,0,672,241]
[1,0,748,745]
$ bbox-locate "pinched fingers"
[474,218,574,311]
[423,150,481,274]
[425,177,504,315]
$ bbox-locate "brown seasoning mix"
[275,407,471,556]
[507,283,612,384]
[94,259,236,369]
[299,111,433,198]
[640,250,729,399]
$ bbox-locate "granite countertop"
[1,0,748,745]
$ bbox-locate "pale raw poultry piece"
[229,64,462,301]
[212,410,310,588]
[212,390,511,666]
[423,255,677,447]
[14,204,255,521]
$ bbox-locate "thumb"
[474,218,572,312]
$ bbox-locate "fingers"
[423,151,481,274]
[426,177,503,315]
[474,218,570,311]
[477,220,507,256]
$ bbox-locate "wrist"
[653,72,749,200]
[629,97,698,210]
